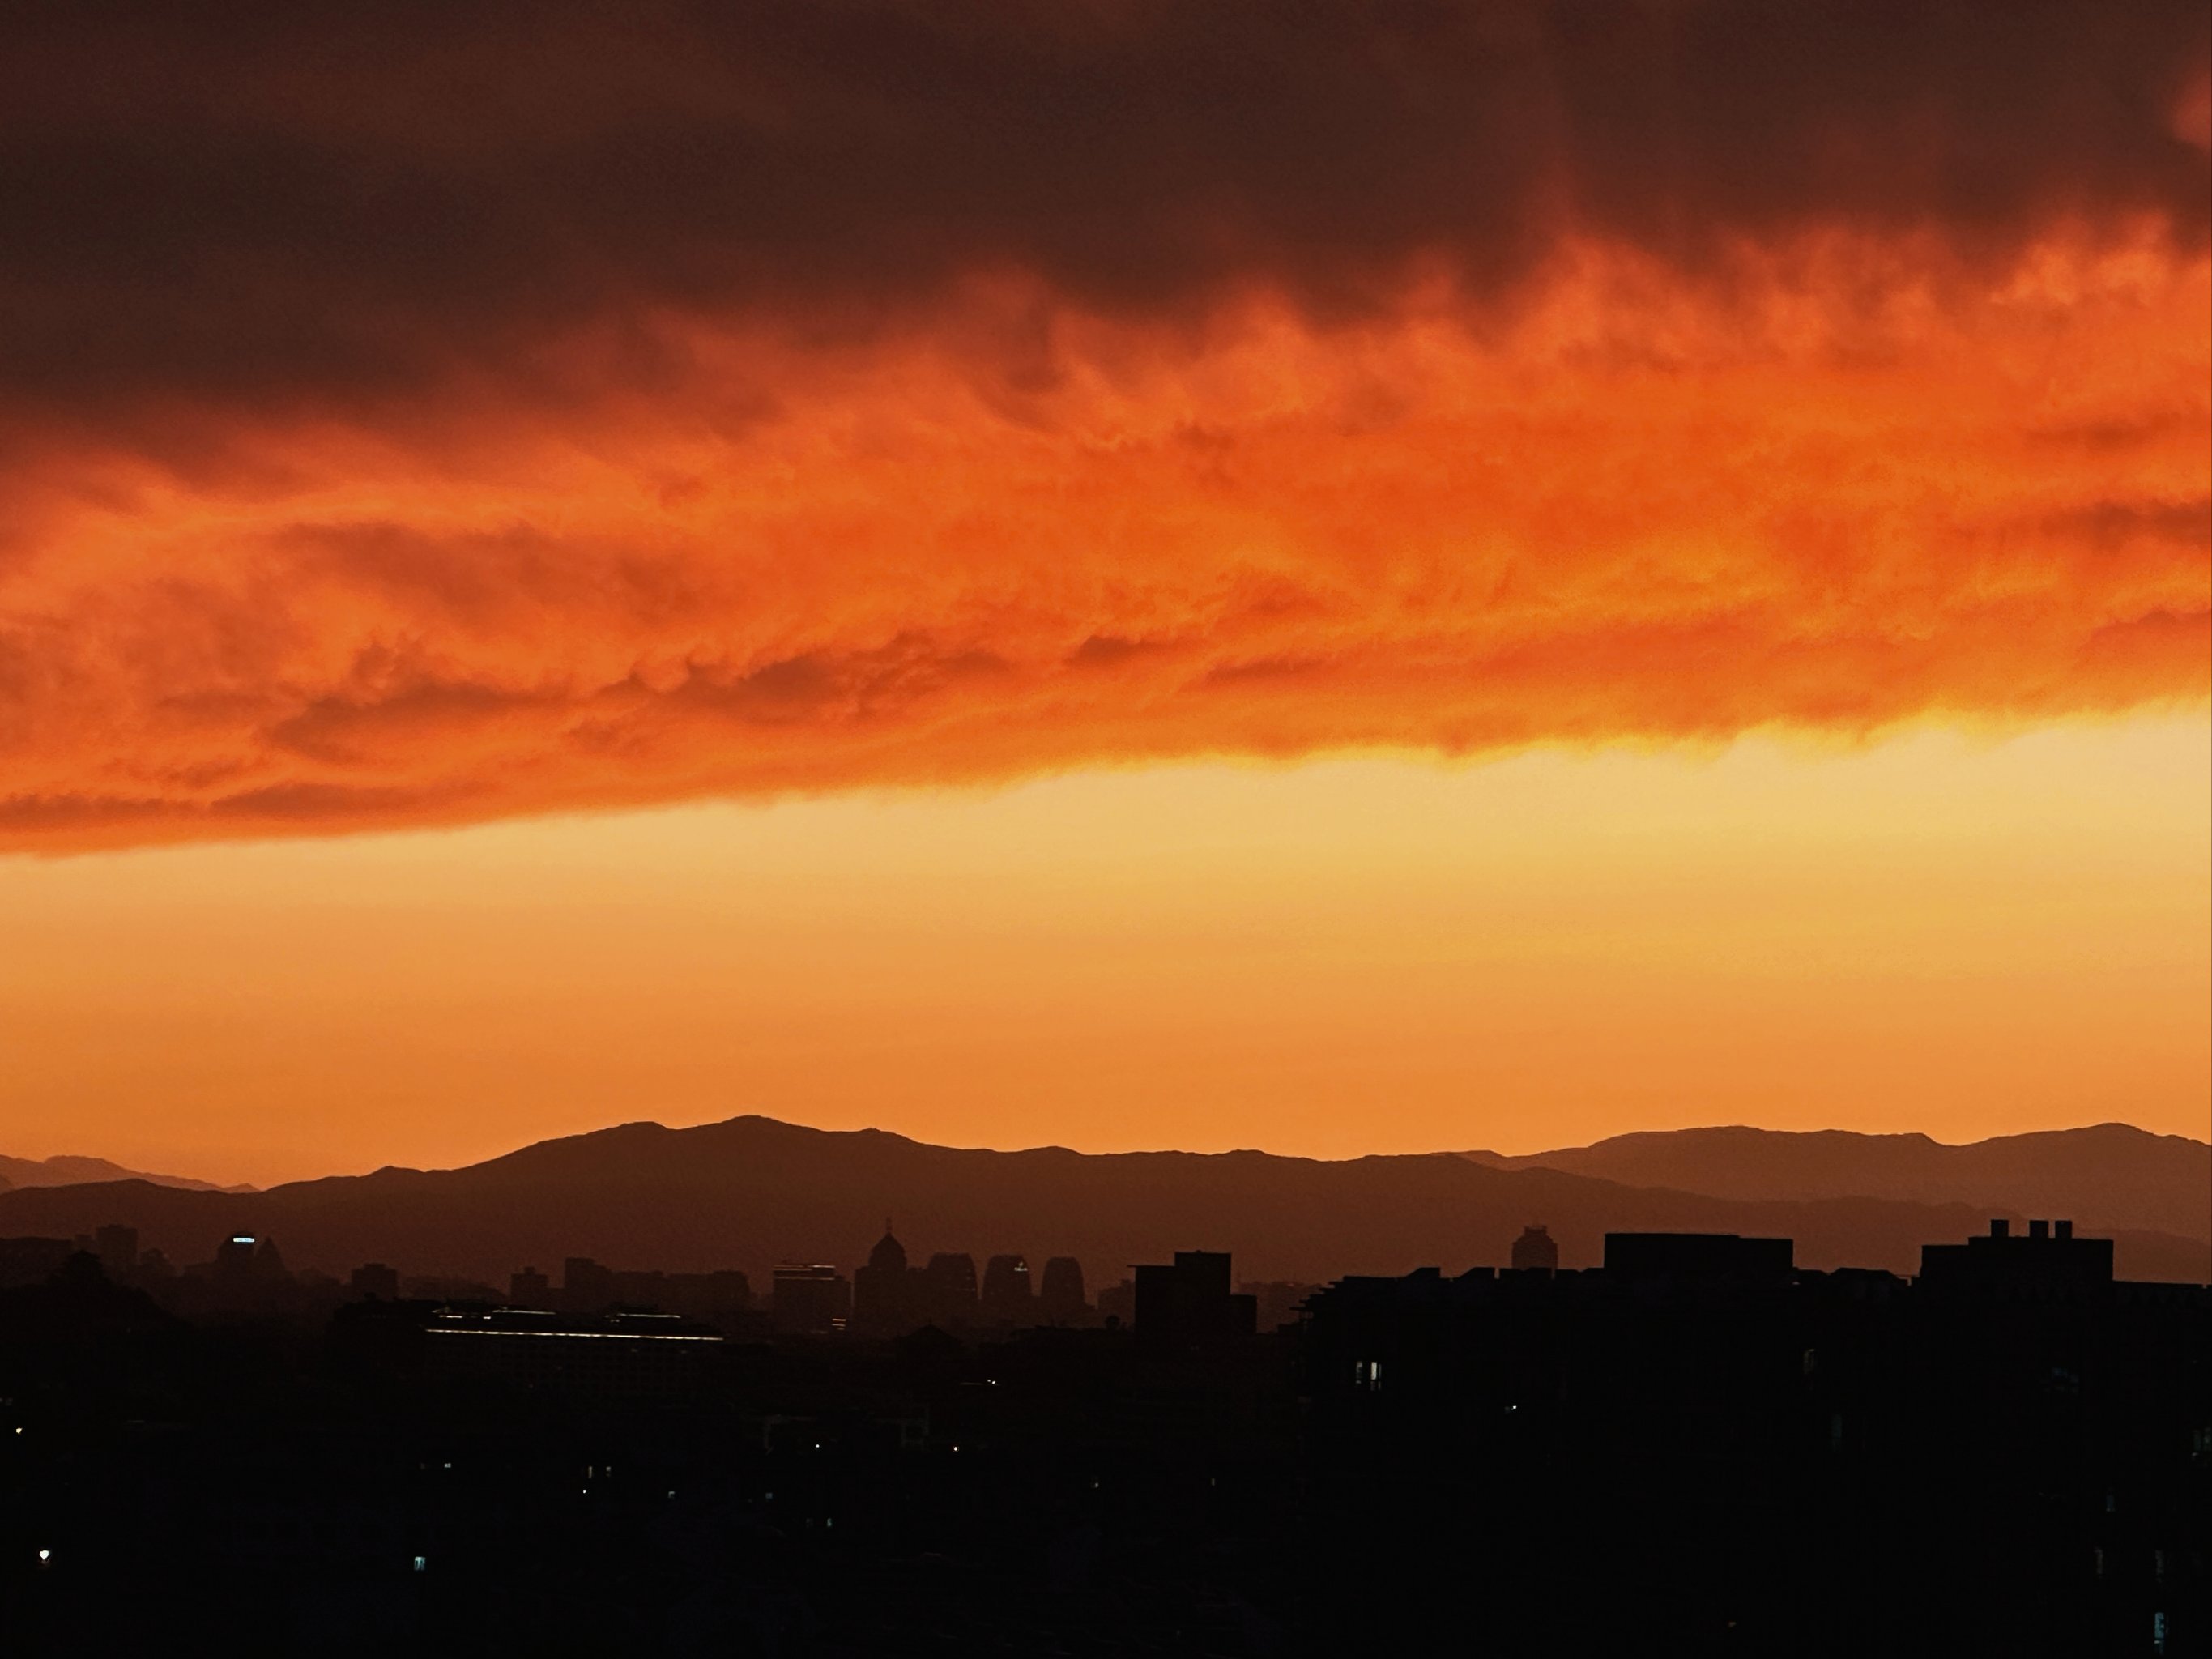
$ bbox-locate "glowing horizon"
[4,715,2202,1188]
[1,3,2205,1184]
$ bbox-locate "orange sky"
[2,719,2205,1187]
[6,232,2206,847]
[1,4,2206,1179]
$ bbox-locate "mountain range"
[0,1154,251,1196]
[0,1115,2202,1290]
[1459,1123,2209,1243]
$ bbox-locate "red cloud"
[3,232,2204,849]
[0,4,2206,847]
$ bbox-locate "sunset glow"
[1,2,2205,1183]
[6,233,2206,847]
[2,719,2202,1185]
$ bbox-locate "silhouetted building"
[93,1223,139,1279]
[772,1263,850,1334]
[1300,1225,2210,1656]
[213,1233,258,1280]
[852,1221,912,1333]
[518,1258,750,1322]
[657,1269,751,1320]
[562,1256,616,1311]
[922,1252,978,1326]
[8,1212,2202,1656]
[422,1306,725,1397]
[349,1262,400,1301]
[1238,1280,1322,1332]
[400,1273,503,1303]
[1603,1230,1791,1283]
[1038,1256,1087,1320]
[1509,1223,1558,1272]
[207,1233,291,1293]
[980,1253,1032,1319]
[1919,1217,2115,1295]
[1134,1251,1257,1351]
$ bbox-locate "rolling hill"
[0,1154,252,1196]
[0,1115,2202,1290]
[1459,1124,2210,1242]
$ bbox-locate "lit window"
[412,1555,428,1573]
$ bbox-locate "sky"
[1,3,2206,1184]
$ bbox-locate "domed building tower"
[868,1219,907,1276]
[853,1218,913,1333]
[1511,1224,1560,1273]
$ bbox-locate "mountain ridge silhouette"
[0,1153,253,1196]
[0,1114,2201,1287]
[1459,1121,2208,1241]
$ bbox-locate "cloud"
[1,0,2204,418]
[0,3,2206,847]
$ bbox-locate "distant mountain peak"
[1458,1122,2207,1242]
[0,1154,253,1195]
[0,1111,2203,1290]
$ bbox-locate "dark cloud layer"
[1,0,2204,417]
[0,2,2206,847]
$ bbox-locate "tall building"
[1238,1280,1323,1332]
[1603,1230,1792,1283]
[423,1307,724,1398]
[349,1262,400,1301]
[213,1234,259,1282]
[1510,1224,1558,1272]
[922,1252,978,1327]
[1298,1226,2208,1654]
[212,1233,289,1288]
[1919,1217,2114,1294]
[1038,1256,1087,1320]
[1133,1251,1257,1351]
[981,1253,1032,1318]
[772,1263,850,1334]
[852,1221,912,1333]
[509,1265,552,1307]
[563,1256,616,1311]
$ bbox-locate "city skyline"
[4,7,2205,1651]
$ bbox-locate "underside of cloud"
[1,1,2206,847]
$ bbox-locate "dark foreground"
[0,1230,2205,1657]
